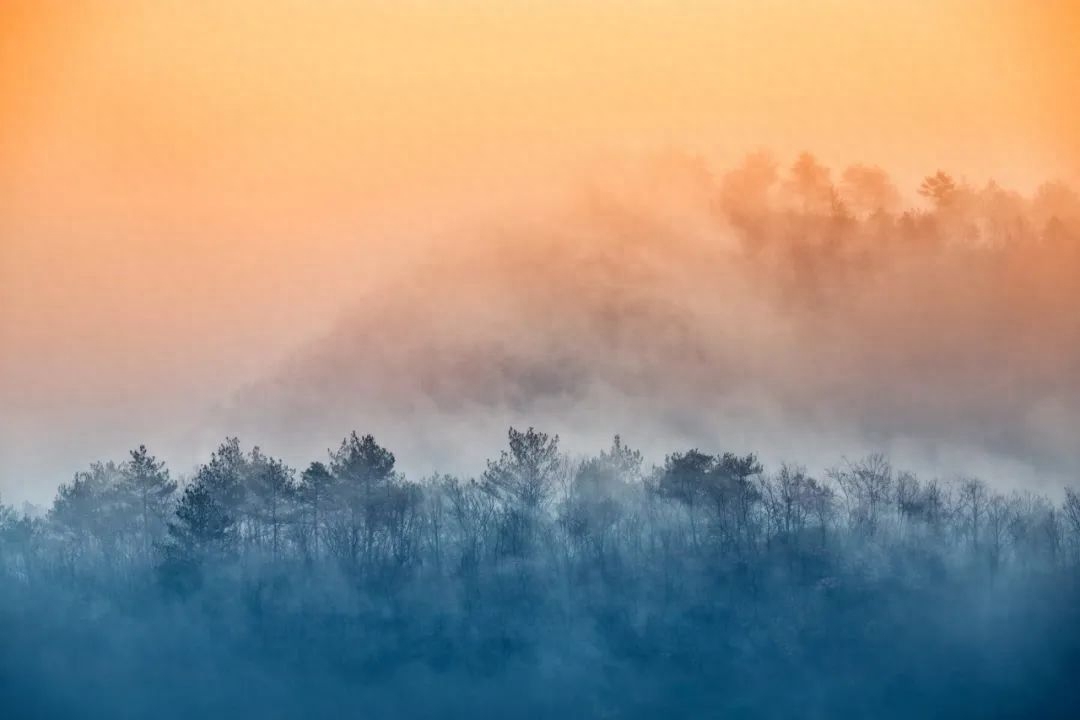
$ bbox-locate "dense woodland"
[4,157,1080,718]
[3,428,1080,718]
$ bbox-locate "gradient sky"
[2,1,1079,503]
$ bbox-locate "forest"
[4,154,1080,718]
[3,427,1080,718]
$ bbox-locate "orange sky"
[2,0,1079,501]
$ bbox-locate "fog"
[7,160,1079,713]
[4,149,1078,504]
[223,152,1080,492]
[4,0,1080,503]
[5,147,1080,718]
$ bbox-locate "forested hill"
[3,428,1080,718]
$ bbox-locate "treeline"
[3,429,1080,718]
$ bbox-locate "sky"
[2,1,1079,504]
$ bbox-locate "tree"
[786,152,835,214]
[328,432,399,569]
[0,501,40,584]
[720,150,779,224]
[840,164,900,215]
[985,492,1012,577]
[483,427,563,557]
[598,435,644,482]
[709,452,763,554]
[441,475,496,578]
[658,449,716,549]
[0,495,17,571]
[918,171,958,209]
[562,436,642,565]
[194,438,249,540]
[958,477,989,555]
[245,449,296,561]
[299,461,336,561]
[830,454,894,537]
[49,461,122,571]
[1063,488,1080,568]
[159,480,232,593]
[760,464,834,576]
[482,427,562,512]
[656,450,763,551]
[762,464,813,538]
[1031,180,1080,229]
[116,445,176,561]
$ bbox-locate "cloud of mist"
[5,1,1079,502]
[223,151,1080,490]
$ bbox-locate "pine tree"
[117,445,177,560]
[159,481,231,593]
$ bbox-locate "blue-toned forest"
[2,428,1079,718]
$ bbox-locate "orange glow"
[1,1,1078,499]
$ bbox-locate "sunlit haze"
[2,1,1079,503]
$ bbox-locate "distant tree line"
[3,428,1080,717]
